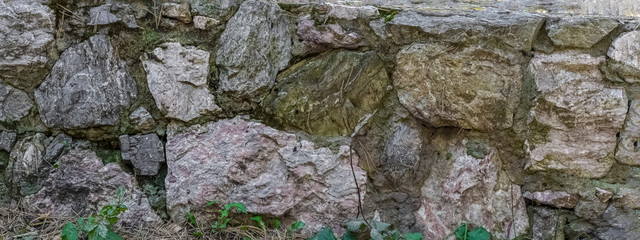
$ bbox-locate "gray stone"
[161,3,191,23]
[393,43,523,132]
[294,14,366,56]
[165,117,366,233]
[0,83,34,122]
[608,31,640,72]
[546,17,619,48]
[35,35,137,129]
[191,0,244,20]
[43,133,72,164]
[216,0,292,102]
[526,52,627,178]
[523,190,580,209]
[592,205,640,240]
[415,139,528,239]
[384,11,544,51]
[88,3,139,28]
[24,149,161,225]
[0,0,55,89]
[595,187,613,202]
[6,133,47,196]
[575,197,608,220]
[262,51,389,136]
[193,16,220,30]
[532,207,564,240]
[317,3,379,20]
[613,187,640,209]
[129,107,156,131]
[119,134,165,176]
[0,131,16,152]
[615,99,640,165]
[143,42,220,122]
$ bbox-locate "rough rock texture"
[295,15,367,55]
[575,189,608,219]
[0,0,55,89]
[523,190,580,209]
[546,17,619,48]
[394,43,523,131]
[615,99,640,165]
[161,3,192,23]
[191,0,244,20]
[128,107,156,132]
[43,133,72,163]
[526,52,627,178]
[216,0,291,102]
[263,51,389,136]
[119,134,165,176]
[0,131,17,152]
[320,3,379,20]
[415,139,528,240]
[532,208,564,240]
[614,188,640,209]
[590,206,640,239]
[608,31,640,71]
[35,35,137,129]
[143,42,220,122]
[6,133,47,196]
[24,149,160,225]
[0,83,34,122]
[193,16,220,30]
[384,11,544,51]
[165,117,366,232]
[88,3,139,28]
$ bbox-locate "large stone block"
[119,133,165,176]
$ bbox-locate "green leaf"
[225,202,247,213]
[61,223,79,240]
[455,223,468,240]
[467,227,490,240]
[207,200,216,206]
[404,232,423,240]
[187,212,197,226]
[82,218,98,233]
[370,229,384,240]
[273,219,281,229]
[191,232,203,237]
[345,221,366,232]
[290,221,306,232]
[340,231,357,240]
[106,230,123,240]
[250,216,265,229]
[309,227,337,240]
[95,224,109,239]
[372,220,391,232]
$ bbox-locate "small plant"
[210,201,248,231]
[454,223,490,240]
[381,10,398,23]
[60,187,128,240]
[310,220,422,240]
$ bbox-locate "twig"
[349,144,372,229]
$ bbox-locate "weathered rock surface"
[546,17,619,48]
[613,187,640,209]
[0,131,17,152]
[0,0,55,89]
[608,31,640,72]
[165,117,366,232]
[88,3,139,28]
[591,206,640,239]
[191,0,244,20]
[575,190,608,219]
[263,51,389,136]
[24,149,160,225]
[523,190,579,209]
[193,16,220,30]
[35,35,137,129]
[128,107,157,132]
[615,99,640,165]
[394,43,523,131]
[526,52,627,178]
[161,3,192,23]
[415,139,528,240]
[43,133,72,164]
[595,187,613,202]
[532,207,564,240]
[384,11,544,51]
[319,3,379,20]
[216,0,291,102]
[0,83,33,122]
[294,15,367,56]
[6,133,47,196]
[119,134,165,176]
[143,42,220,122]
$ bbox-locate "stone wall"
[1,0,640,239]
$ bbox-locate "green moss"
[466,140,490,159]
[95,149,122,165]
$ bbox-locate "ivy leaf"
[309,227,337,240]
[106,230,123,240]
[468,227,490,240]
[369,229,384,240]
[61,223,79,240]
[345,221,365,232]
[455,223,468,240]
[340,231,357,240]
[371,220,391,232]
[290,221,305,232]
[404,232,423,240]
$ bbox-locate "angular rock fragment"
[263,51,389,136]
[129,107,157,131]
[35,35,137,129]
[0,131,17,152]
[24,149,160,225]
[608,31,640,71]
[524,190,579,209]
[394,43,523,131]
[294,15,366,56]
[0,83,33,122]
[316,3,379,20]
[532,207,565,240]
[43,133,72,163]
[615,99,640,165]
[143,42,220,122]
[191,0,244,20]
[216,0,291,102]
[88,3,139,28]
[161,3,192,23]
[119,134,165,176]
[165,117,366,232]
[546,17,619,48]
[6,133,47,196]
[526,52,627,178]
[193,16,220,30]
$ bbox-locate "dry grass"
[0,204,306,240]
